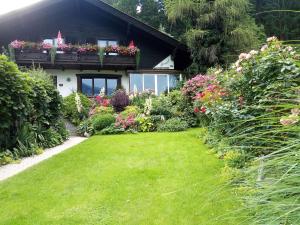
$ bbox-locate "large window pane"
[157,75,168,95]
[97,40,107,48]
[144,75,155,92]
[107,79,118,96]
[130,74,143,92]
[94,78,105,96]
[169,75,178,90]
[82,79,93,96]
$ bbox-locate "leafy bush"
[110,89,129,112]
[100,124,125,135]
[121,106,140,117]
[136,115,155,132]
[223,150,247,169]
[63,92,91,125]
[0,57,67,162]
[91,114,115,131]
[157,118,188,132]
[77,119,94,137]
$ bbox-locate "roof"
[0,0,187,51]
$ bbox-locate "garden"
[0,36,299,224]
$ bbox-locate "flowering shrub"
[115,114,137,130]
[182,74,216,99]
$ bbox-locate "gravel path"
[0,137,87,181]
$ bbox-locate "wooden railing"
[14,51,136,69]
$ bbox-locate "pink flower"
[9,40,25,49]
[239,53,248,60]
[42,42,53,50]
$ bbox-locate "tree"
[252,0,300,40]
[103,0,168,30]
[165,0,265,73]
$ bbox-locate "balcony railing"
[14,51,137,69]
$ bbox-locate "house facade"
[0,0,191,97]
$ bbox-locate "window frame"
[77,74,122,97]
[129,73,180,95]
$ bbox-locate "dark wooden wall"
[0,0,174,69]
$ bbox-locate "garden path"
[0,136,87,181]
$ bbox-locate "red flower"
[201,106,206,113]
[194,107,200,113]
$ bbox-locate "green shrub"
[77,119,94,137]
[157,118,189,132]
[223,150,247,169]
[100,124,125,135]
[150,95,173,119]
[121,106,140,117]
[91,114,115,131]
[63,93,91,125]
[136,115,155,132]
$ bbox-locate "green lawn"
[0,129,242,225]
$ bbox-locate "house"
[0,0,191,97]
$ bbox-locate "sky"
[0,0,43,15]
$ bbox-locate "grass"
[0,129,242,225]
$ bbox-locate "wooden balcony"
[14,51,137,70]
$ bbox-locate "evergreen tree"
[165,0,265,72]
[252,0,300,40]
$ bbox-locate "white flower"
[75,92,83,113]
[144,97,152,116]
[99,87,105,97]
[235,60,241,68]
[291,108,300,116]
[245,54,252,60]
[239,53,248,60]
[286,46,293,52]
[267,36,278,42]
[249,50,258,55]
[261,44,268,52]
[236,67,243,73]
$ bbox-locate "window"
[98,40,118,55]
[78,75,120,96]
[130,73,179,95]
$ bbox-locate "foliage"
[0,58,67,162]
[63,92,91,125]
[252,0,300,40]
[91,114,115,131]
[121,105,140,117]
[111,89,130,112]
[77,119,94,137]
[165,0,265,72]
[157,118,188,132]
[136,115,155,132]
[184,38,300,224]
[130,90,155,109]
[100,124,125,135]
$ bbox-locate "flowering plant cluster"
[115,114,136,130]
[182,74,216,99]
[9,40,140,56]
[95,95,110,107]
